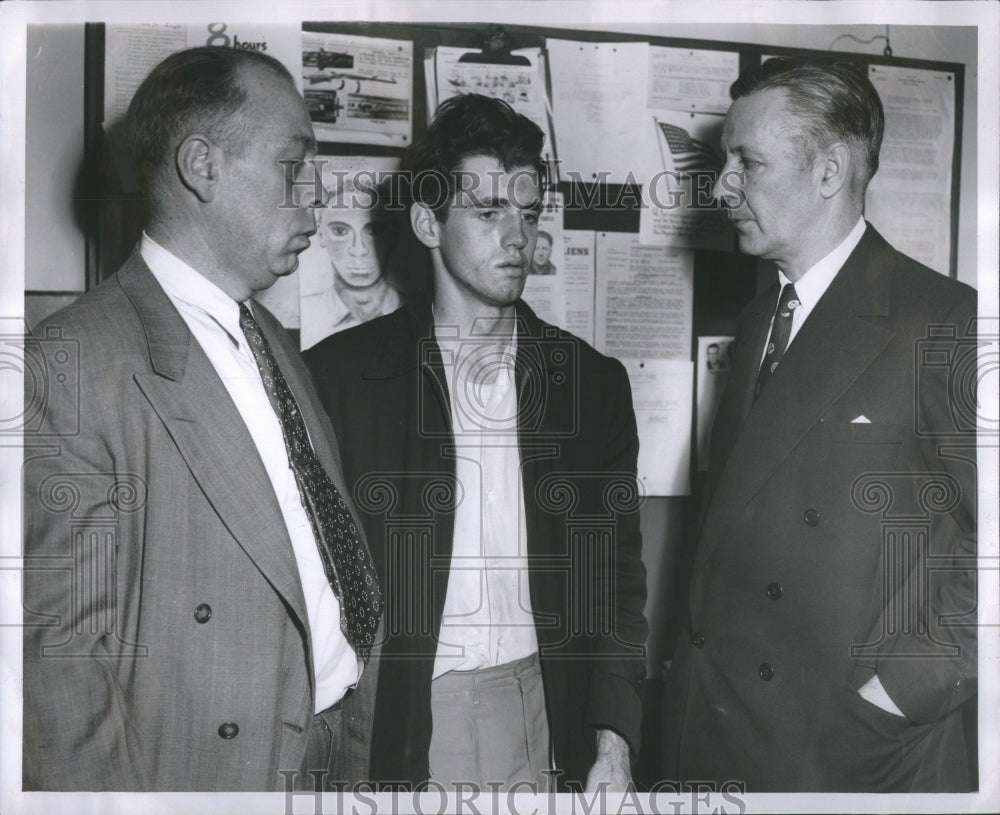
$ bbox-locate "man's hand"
[584,729,632,792]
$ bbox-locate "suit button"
[804,508,821,526]
[194,604,212,623]
[218,722,239,739]
[692,632,705,648]
[758,663,774,681]
[766,582,783,600]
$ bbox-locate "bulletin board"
[84,19,964,491]
[85,21,964,275]
[82,24,966,756]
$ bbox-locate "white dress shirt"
[767,216,866,356]
[432,330,539,677]
[141,233,359,712]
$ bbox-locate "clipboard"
[457,25,531,66]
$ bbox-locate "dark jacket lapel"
[512,301,574,559]
[707,289,775,496]
[361,301,456,628]
[699,224,896,554]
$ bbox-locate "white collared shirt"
[778,216,866,347]
[432,329,538,677]
[141,232,359,712]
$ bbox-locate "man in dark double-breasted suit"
[661,58,978,792]
[306,94,648,792]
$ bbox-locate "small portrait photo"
[527,230,557,275]
[704,340,731,373]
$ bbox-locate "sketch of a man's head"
[315,180,390,290]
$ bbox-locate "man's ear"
[410,202,441,249]
[818,142,851,199]
[176,134,221,203]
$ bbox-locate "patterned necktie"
[239,303,381,662]
[754,283,799,400]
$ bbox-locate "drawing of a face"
[316,204,387,289]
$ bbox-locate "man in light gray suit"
[22,46,381,791]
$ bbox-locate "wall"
[605,21,979,289]
[24,25,87,293]
[23,21,980,307]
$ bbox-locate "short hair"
[316,173,389,222]
[536,230,553,246]
[730,57,884,185]
[403,93,546,220]
[125,46,295,189]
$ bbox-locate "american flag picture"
[656,119,721,173]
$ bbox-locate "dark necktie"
[239,303,381,662]
[754,283,799,400]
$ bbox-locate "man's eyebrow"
[472,196,509,208]
[280,133,318,155]
[473,195,543,209]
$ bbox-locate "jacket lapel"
[513,301,573,559]
[117,255,309,627]
[707,289,775,495]
[361,303,456,628]
[699,225,896,557]
[360,301,451,483]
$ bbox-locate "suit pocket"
[811,421,907,444]
[845,683,912,733]
[813,684,931,790]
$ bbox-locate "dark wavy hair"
[730,57,884,185]
[402,93,546,219]
[125,46,295,191]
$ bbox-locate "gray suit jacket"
[22,251,379,790]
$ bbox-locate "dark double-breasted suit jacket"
[22,252,379,790]
[305,299,648,788]
[661,225,978,791]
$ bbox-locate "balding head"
[125,46,297,196]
